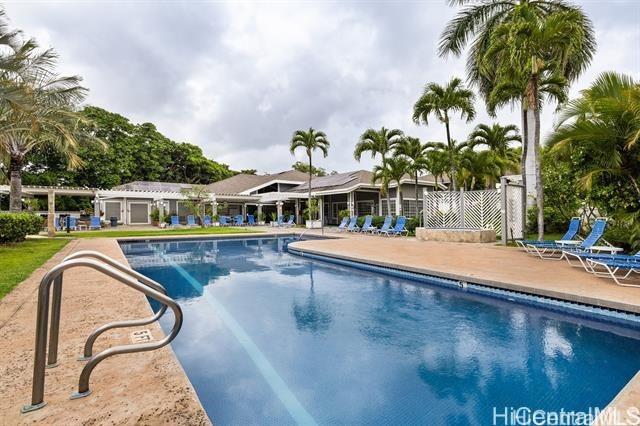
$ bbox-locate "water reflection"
[291,263,333,334]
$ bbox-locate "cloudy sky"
[5,0,640,174]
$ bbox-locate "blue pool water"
[120,237,640,425]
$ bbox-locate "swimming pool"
[120,237,640,425]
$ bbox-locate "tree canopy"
[18,106,234,189]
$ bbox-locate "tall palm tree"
[0,32,98,211]
[468,123,521,157]
[412,77,475,191]
[289,128,330,220]
[439,0,596,239]
[395,136,429,216]
[354,127,404,214]
[373,156,411,215]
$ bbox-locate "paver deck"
[0,238,209,425]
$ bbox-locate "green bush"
[526,206,569,235]
[0,213,44,243]
[405,217,419,235]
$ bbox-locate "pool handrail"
[21,255,181,414]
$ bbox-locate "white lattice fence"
[504,184,525,240]
[462,190,501,231]
[423,191,462,228]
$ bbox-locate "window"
[381,200,396,216]
[402,200,420,218]
[104,201,121,221]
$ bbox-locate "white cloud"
[4,0,639,173]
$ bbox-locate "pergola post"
[295,199,300,224]
[93,193,100,218]
[47,190,56,238]
[212,199,218,219]
[319,196,324,225]
[276,201,283,219]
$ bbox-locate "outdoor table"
[588,246,624,254]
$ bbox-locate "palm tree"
[395,136,429,216]
[373,156,411,215]
[549,72,640,196]
[0,33,97,211]
[354,127,404,214]
[425,149,449,190]
[289,128,330,221]
[468,123,520,157]
[412,77,475,191]
[439,0,596,239]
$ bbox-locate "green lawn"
[525,232,564,241]
[0,239,70,300]
[54,226,260,239]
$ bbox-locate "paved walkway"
[0,238,209,425]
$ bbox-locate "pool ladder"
[21,250,183,414]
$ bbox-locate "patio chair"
[586,258,640,287]
[170,215,180,228]
[381,216,409,237]
[359,215,374,233]
[276,215,284,226]
[235,214,245,226]
[187,215,198,227]
[335,216,349,232]
[516,217,581,252]
[54,217,62,231]
[203,215,212,227]
[67,217,78,231]
[219,216,230,226]
[526,218,609,260]
[372,216,393,235]
[567,251,640,272]
[281,215,295,228]
[247,215,256,226]
[346,216,359,232]
[89,216,101,230]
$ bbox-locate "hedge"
[0,213,44,243]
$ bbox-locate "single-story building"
[0,169,447,231]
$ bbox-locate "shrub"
[405,217,419,235]
[0,213,44,243]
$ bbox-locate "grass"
[0,238,70,300]
[53,226,260,239]
[525,232,564,241]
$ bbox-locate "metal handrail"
[60,251,168,361]
[21,258,182,413]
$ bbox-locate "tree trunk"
[445,120,457,191]
[534,96,544,240]
[308,151,312,221]
[397,180,403,215]
[9,154,24,212]
[382,155,391,215]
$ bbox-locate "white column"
[319,196,324,225]
[395,188,401,216]
[348,192,355,216]
[47,190,56,237]
[212,199,218,218]
[93,193,100,217]
[276,201,283,219]
[378,192,382,215]
[257,204,262,222]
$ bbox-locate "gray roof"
[205,170,308,194]
[112,181,195,192]
[291,170,445,193]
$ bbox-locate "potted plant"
[270,211,278,226]
[304,198,322,229]
[149,208,160,226]
[256,212,266,225]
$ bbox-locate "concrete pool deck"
[0,238,209,425]
[0,230,638,423]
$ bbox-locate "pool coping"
[288,242,640,316]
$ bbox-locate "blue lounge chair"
[67,216,78,231]
[336,216,349,232]
[89,216,101,230]
[373,216,393,235]
[187,215,197,227]
[381,216,408,237]
[235,214,245,226]
[281,215,295,228]
[219,216,230,226]
[203,215,212,227]
[275,215,284,226]
[170,215,180,228]
[526,218,608,259]
[346,216,359,232]
[359,215,374,233]
[516,217,581,252]
[586,258,640,287]
[247,215,255,226]
[54,217,62,231]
